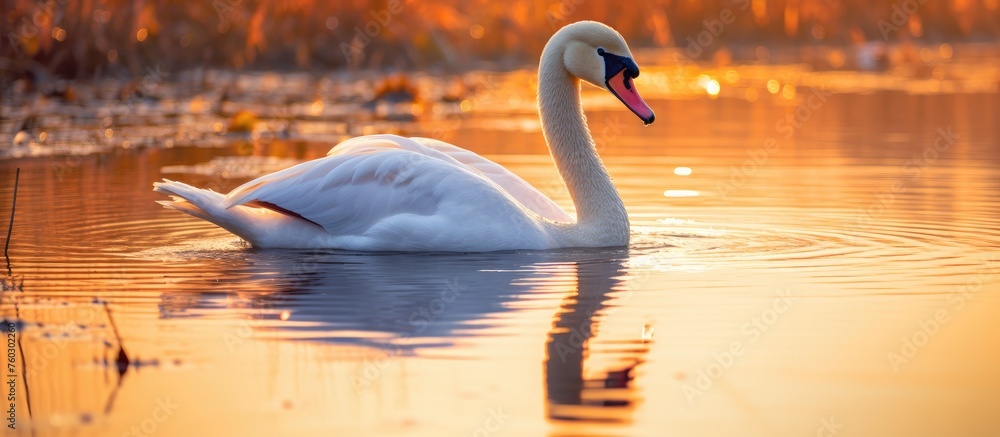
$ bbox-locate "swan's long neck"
[538,42,629,246]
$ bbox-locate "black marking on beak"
[598,48,655,125]
[597,48,640,82]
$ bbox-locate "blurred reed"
[1,0,998,81]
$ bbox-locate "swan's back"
[162,134,563,250]
[326,135,572,222]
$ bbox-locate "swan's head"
[556,21,655,125]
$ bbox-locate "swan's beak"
[607,70,655,125]
[598,49,655,125]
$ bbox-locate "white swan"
[154,21,655,252]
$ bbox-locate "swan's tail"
[154,179,267,245]
[154,179,225,222]
[154,179,327,248]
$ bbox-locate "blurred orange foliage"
[2,0,997,79]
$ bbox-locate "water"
[1,66,999,436]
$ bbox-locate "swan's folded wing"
[222,149,509,236]
[409,137,574,222]
[326,134,572,221]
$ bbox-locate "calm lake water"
[1,63,1000,436]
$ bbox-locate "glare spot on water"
[508,94,522,107]
[940,43,954,59]
[828,49,846,68]
[696,75,720,97]
[410,103,424,117]
[706,80,721,97]
[811,24,825,39]
[782,84,796,99]
[756,45,770,61]
[469,24,485,39]
[920,48,934,63]
[663,190,699,197]
[309,99,324,115]
[654,218,698,226]
[767,79,780,94]
[641,323,654,341]
[674,167,692,176]
[190,96,209,112]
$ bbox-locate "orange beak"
[598,48,655,125]
[607,69,655,125]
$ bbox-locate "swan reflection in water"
[545,257,648,423]
[171,248,651,423]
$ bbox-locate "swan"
[154,21,655,252]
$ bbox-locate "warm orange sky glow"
[3,0,998,77]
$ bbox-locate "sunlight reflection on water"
[1,67,999,436]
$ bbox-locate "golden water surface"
[1,65,999,436]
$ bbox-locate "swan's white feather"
[325,135,572,222]
[212,134,562,251]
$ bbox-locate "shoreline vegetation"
[2,0,999,83]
